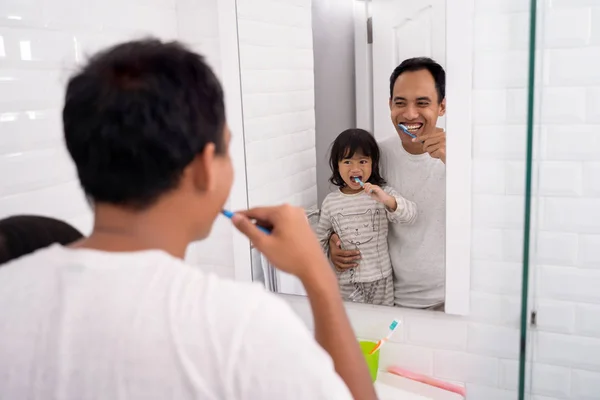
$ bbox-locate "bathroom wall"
[312,0,356,206]
[282,0,600,398]
[527,1,600,398]
[0,0,235,278]
[236,0,318,209]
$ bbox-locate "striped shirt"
[316,187,417,284]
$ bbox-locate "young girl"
[316,128,417,306]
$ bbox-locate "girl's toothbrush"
[398,123,416,139]
[221,209,271,235]
[369,319,401,355]
[353,177,364,187]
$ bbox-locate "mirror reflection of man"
[330,57,447,311]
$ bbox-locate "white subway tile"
[241,69,314,94]
[177,1,219,41]
[471,260,523,296]
[544,125,600,161]
[472,194,525,230]
[473,51,528,89]
[0,0,44,29]
[0,148,77,197]
[542,198,600,234]
[472,159,506,194]
[531,364,572,398]
[471,228,504,260]
[505,161,526,195]
[536,331,600,371]
[575,304,600,338]
[571,369,600,399]
[536,231,579,266]
[579,234,600,268]
[540,87,587,124]
[472,125,527,161]
[405,317,468,350]
[379,343,434,375]
[467,323,520,359]
[238,19,312,49]
[472,90,507,124]
[0,181,89,221]
[538,161,583,196]
[469,292,521,326]
[499,360,571,397]
[0,27,76,68]
[239,46,314,70]
[548,47,600,85]
[465,384,517,400]
[583,162,600,196]
[551,0,600,8]
[544,7,591,48]
[535,300,576,334]
[0,110,62,154]
[236,0,311,28]
[433,350,498,385]
[473,13,529,51]
[241,90,314,119]
[346,304,408,343]
[538,265,600,304]
[475,0,531,14]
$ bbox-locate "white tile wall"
[236,0,317,209]
[0,0,235,278]
[2,0,600,399]
[279,1,600,399]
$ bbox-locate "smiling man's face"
[389,69,446,147]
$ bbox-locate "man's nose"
[402,105,419,120]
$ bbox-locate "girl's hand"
[363,183,397,211]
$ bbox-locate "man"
[330,57,446,310]
[0,39,376,400]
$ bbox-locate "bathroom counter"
[375,372,463,400]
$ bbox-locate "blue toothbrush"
[398,123,417,139]
[221,209,271,234]
[354,177,364,187]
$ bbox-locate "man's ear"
[439,98,447,117]
[188,143,216,193]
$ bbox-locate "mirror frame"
[220,0,474,316]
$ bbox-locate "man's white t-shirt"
[379,134,446,308]
[0,244,352,399]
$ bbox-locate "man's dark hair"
[63,38,226,209]
[389,57,445,103]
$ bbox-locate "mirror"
[235,0,473,314]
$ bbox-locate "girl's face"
[338,150,372,192]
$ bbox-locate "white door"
[371,0,446,141]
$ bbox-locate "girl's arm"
[383,186,418,224]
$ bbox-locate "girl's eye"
[360,160,368,164]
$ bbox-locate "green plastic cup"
[359,340,380,382]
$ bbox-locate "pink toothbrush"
[387,366,466,397]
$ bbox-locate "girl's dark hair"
[0,215,84,265]
[328,128,386,188]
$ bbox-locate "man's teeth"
[405,124,422,131]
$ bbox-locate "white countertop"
[374,372,464,400]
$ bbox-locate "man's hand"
[413,127,446,164]
[329,233,360,270]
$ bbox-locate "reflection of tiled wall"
[284,1,600,398]
[236,0,317,208]
[0,0,234,278]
